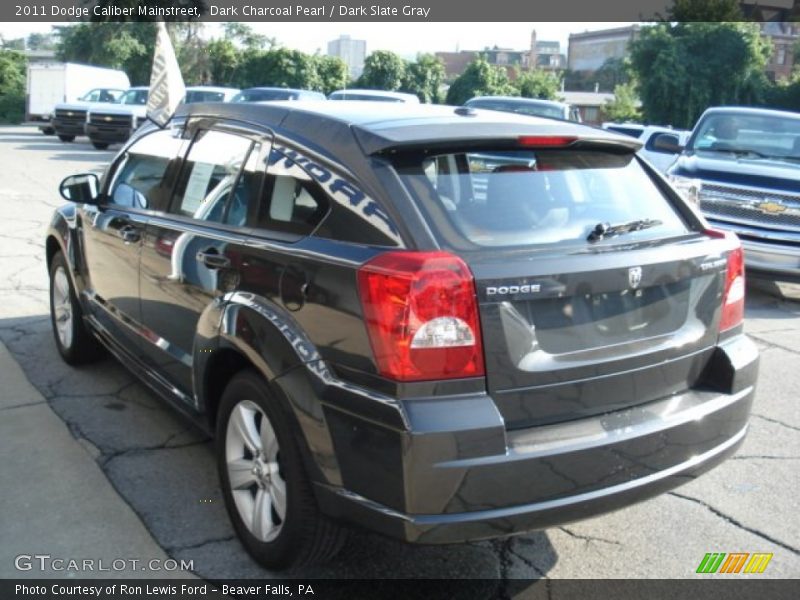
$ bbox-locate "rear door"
[137,122,269,399]
[396,145,730,428]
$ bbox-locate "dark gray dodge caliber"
[46,101,759,568]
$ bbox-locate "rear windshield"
[395,149,689,249]
[469,100,567,120]
[605,126,644,139]
[232,90,296,102]
[184,90,226,103]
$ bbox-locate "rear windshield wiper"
[587,219,662,242]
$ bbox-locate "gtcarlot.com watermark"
[14,554,194,573]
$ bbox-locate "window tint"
[259,145,402,246]
[607,126,644,139]
[184,90,226,103]
[259,149,327,235]
[395,149,688,249]
[170,130,256,226]
[107,129,184,209]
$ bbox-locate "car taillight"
[706,229,745,332]
[357,251,485,382]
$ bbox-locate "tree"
[514,69,560,100]
[55,23,156,85]
[629,22,772,128]
[314,55,349,95]
[445,56,516,105]
[222,23,274,51]
[206,39,240,86]
[667,0,743,21]
[0,48,26,123]
[358,50,407,91]
[402,54,445,103]
[604,82,642,122]
[237,48,321,90]
[26,33,56,51]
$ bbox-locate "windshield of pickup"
[119,89,149,105]
[688,112,800,162]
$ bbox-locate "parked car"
[666,106,800,281]
[328,89,420,103]
[464,96,581,122]
[26,62,130,134]
[51,88,127,142]
[85,86,149,150]
[183,86,240,104]
[47,101,758,569]
[602,122,692,172]
[231,87,326,102]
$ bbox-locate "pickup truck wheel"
[92,142,109,150]
[217,370,347,569]
[58,135,75,142]
[49,252,104,365]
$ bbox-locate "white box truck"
[26,62,130,134]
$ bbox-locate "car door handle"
[196,251,231,270]
[119,225,140,243]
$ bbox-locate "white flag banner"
[146,21,186,128]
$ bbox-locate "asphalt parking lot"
[0,125,798,588]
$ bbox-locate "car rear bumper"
[85,123,132,144]
[300,334,758,544]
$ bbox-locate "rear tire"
[58,135,75,142]
[216,370,347,569]
[91,142,109,150]
[49,251,104,365]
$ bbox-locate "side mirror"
[59,173,100,204]
[650,132,684,154]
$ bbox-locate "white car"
[85,87,150,150]
[328,89,420,103]
[602,122,691,172]
[51,88,127,142]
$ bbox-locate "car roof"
[186,85,240,93]
[699,106,800,120]
[175,101,641,158]
[467,96,569,108]
[243,87,313,93]
[330,89,419,99]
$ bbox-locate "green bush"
[0,49,26,123]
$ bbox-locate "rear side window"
[395,149,688,249]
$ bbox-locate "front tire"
[217,370,346,569]
[49,251,104,365]
[58,134,75,142]
[91,141,109,150]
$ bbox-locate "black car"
[666,106,800,282]
[47,101,758,569]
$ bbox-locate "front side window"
[169,129,256,226]
[107,129,184,209]
[396,148,688,249]
[120,89,149,105]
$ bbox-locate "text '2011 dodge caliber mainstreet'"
[47,102,759,568]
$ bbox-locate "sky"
[0,21,634,58]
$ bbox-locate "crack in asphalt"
[670,492,800,556]
[99,436,210,468]
[752,413,800,433]
[747,333,800,356]
[164,535,237,554]
[557,526,622,546]
[0,400,47,411]
[732,455,800,460]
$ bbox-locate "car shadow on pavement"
[0,314,557,585]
